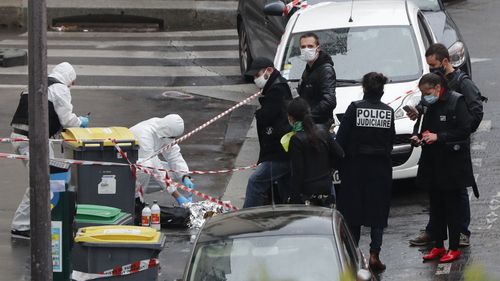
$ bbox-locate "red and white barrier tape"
[386,88,418,106]
[71,258,159,281]
[136,163,257,175]
[142,91,261,163]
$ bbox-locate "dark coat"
[255,69,293,164]
[336,98,395,228]
[446,69,484,132]
[416,90,475,191]
[298,50,337,126]
[288,126,344,203]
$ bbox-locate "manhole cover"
[161,91,194,100]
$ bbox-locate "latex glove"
[176,195,192,205]
[79,116,89,128]
[183,176,195,190]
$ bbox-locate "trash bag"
[160,205,191,228]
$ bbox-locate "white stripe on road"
[472,158,483,168]
[471,142,487,150]
[0,64,240,77]
[44,49,239,59]
[476,120,491,132]
[435,263,452,275]
[20,29,238,38]
[471,58,492,64]
[0,39,238,47]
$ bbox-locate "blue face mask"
[423,94,438,104]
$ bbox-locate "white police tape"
[71,258,159,281]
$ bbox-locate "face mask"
[429,64,446,75]
[300,47,318,62]
[423,93,439,105]
[254,71,269,89]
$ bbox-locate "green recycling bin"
[50,166,75,281]
[61,127,139,216]
[76,204,133,229]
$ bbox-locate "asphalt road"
[0,0,499,280]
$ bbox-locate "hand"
[422,131,437,144]
[405,106,419,121]
[183,176,195,190]
[79,116,89,128]
[410,135,422,147]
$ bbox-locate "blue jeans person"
[243,161,290,208]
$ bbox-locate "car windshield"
[188,235,342,281]
[410,0,441,11]
[281,26,422,83]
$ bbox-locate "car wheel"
[238,22,253,82]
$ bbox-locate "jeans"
[425,188,471,236]
[349,225,384,252]
[243,161,290,208]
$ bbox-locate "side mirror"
[357,269,372,281]
[263,1,286,16]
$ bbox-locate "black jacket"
[288,126,343,203]
[446,69,484,132]
[298,50,336,125]
[416,90,475,191]
[255,70,293,163]
[335,97,395,227]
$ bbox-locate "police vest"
[349,100,394,155]
[10,77,64,137]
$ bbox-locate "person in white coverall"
[10,62,89,239]
[130,114,195,206]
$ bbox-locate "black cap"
[245,57,274,76]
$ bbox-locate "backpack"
[447,71,488,103]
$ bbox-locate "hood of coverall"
[153,114,185,138]
[49,62,76,87]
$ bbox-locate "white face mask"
[254,71,269,89]
[300,47,318,62]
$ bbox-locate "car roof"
[293,0,412,33]
[196,205,336,243]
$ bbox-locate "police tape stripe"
[71,258,159,281]
[141,90,262,163]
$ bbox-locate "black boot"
[369,250,386,272]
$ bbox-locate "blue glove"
[176,195,192,205]
[79,116,89,128]
[183,176,195,190]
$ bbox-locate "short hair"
[362,72,388,98]
[425,43,450,61]
[418,73,443,88]
[299,32,320,46]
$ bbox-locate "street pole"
[28,0,53,279]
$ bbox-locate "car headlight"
[394,91,421,120]
[449,41,466,68]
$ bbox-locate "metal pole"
[28,0,52,279]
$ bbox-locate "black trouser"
[429,188,464,250]
[349,225,384,253]
[425,187,471,236]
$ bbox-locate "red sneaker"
[423,247,446,261]
[439,250,461,263]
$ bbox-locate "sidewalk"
[0,0,238,31]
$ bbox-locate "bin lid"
[75,225,161,244]
[61,127,138,148]
[76,204,127,224]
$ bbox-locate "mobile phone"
[402,105,414,113]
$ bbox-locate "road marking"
[0,39,239,47]
[471,142,487,150]
[472,158,482,167]
[43,49,239,59]
[436,263,452,275]
[0,65,240,77]
[476,120,491,132]
[471,58,492,64]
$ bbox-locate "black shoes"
[11,229,30,240]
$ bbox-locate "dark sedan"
[237,0,471,79]
[176,205,372,281]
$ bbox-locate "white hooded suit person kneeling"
[130,114,195,207]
